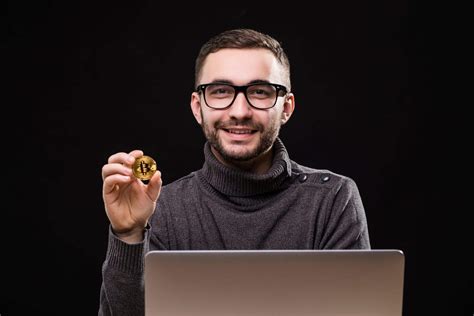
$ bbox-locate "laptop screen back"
[145,249,405,316]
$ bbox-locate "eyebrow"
[209,79,271,85]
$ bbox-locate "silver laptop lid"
[145,249,405,316]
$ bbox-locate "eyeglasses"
[196,82,288,110]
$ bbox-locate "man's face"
[190,48,294,163]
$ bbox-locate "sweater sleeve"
[98,226,150,316]
[319,177,371,249]
[98,198,170,316]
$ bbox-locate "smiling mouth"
[223,129,257,135]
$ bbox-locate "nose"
[227,91,253,119]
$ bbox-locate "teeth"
[228,129,252,134]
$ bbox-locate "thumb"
[145,170,162,202]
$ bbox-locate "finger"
[128,149,144,158]
[108,150,144,168]
[102,163,132,180]
[108,152,135,164]
[145,170,162,202]
[103,174,133,194]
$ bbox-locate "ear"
[190,92,203,125]
[280,93,295,125]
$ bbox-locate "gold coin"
[132,155,157,181]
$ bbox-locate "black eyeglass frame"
[195,82,288,110]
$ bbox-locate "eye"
[207,85,234,97]
[215,89,229,95]
[247,85,275,98]
[254,89,267,95]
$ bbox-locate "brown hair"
[194,28,291,90]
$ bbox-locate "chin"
[219,142,260,162]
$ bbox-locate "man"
[98,28,370,315]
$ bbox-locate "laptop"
[144,249,405,316]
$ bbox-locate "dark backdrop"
[3,1,470,315]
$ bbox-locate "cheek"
[261,110,280,127]
[200,109,219,127]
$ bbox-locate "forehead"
[199,48,284,85]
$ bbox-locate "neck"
[210,146,274,175]
[199,137,292,197]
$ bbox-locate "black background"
[2,1,470,315]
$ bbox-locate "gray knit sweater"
[98,138,370,315]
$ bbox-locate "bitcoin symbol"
[139,161,150,174]
[132,155,157,181]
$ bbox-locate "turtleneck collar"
[197,137,292,197]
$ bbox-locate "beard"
[201,112,281,163]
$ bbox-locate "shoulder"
[160,172,199,197]
[290,160,359,193]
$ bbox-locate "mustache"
[215,119,261,130]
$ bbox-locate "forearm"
[98,226,149,316]
[99,265,145,316]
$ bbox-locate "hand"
[101,150,162,243]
